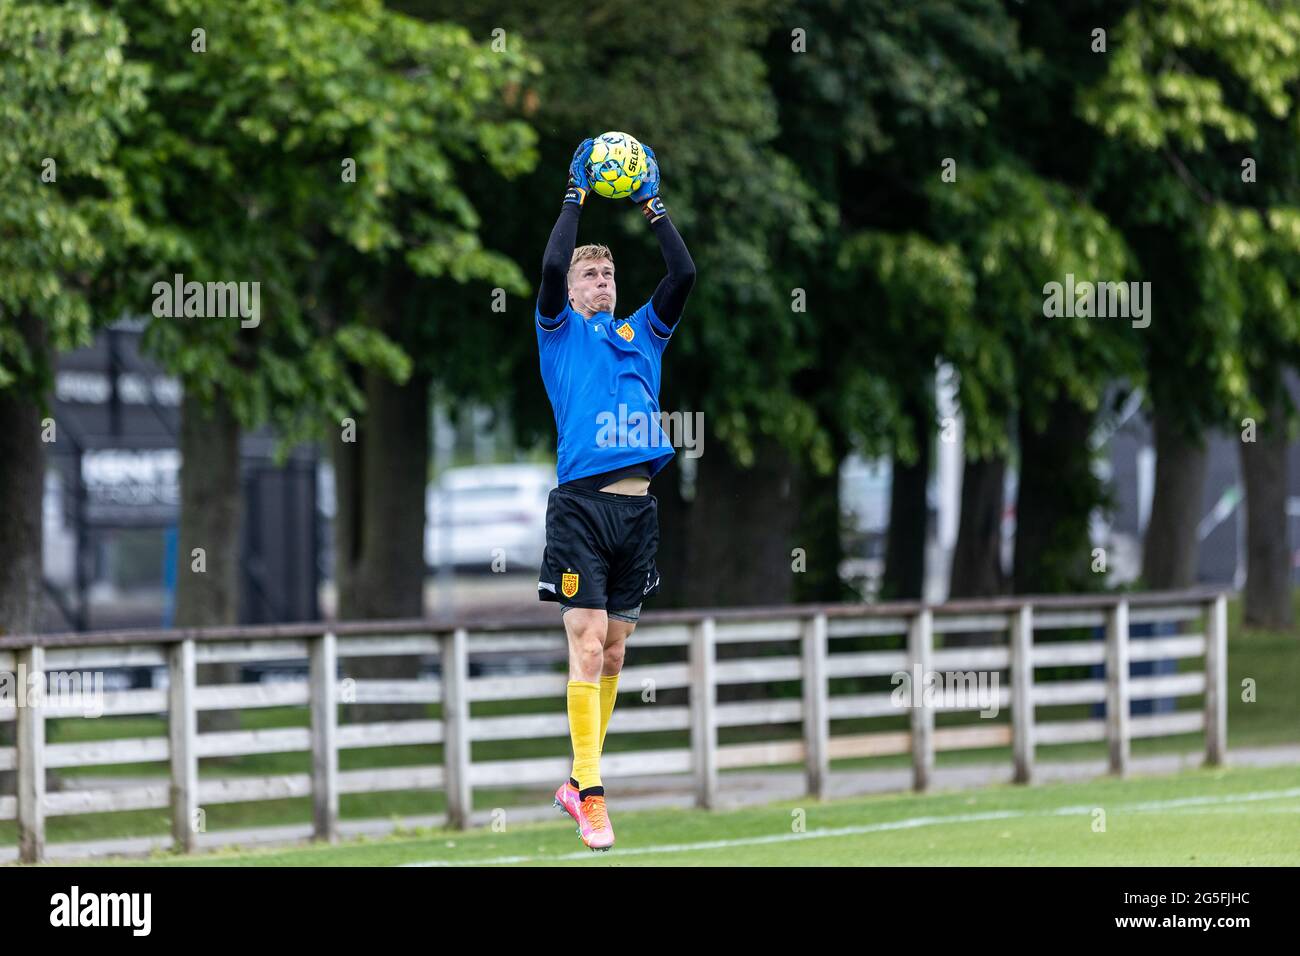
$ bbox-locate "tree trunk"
[1239,393,1293,629]
[1140,403,1209,589]
[650,457,691,610]
[793,456,847,603]
[335,365,431,720]
[1013,396,1099,594]
[675,437,801,608]
[0,313,47,794]
[0,315,46,636]
[176,385,243,733]
[881,394,931,602]
[948,453,1006,599]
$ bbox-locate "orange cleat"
[576,794,615,851]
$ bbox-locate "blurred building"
[920,366,1300,600]
[1104,370,1300,590]
[41,319,319,632]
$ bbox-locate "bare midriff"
[600,476,651,495]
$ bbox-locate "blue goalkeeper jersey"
[536,298,676,485]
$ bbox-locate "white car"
[425,464,554,573]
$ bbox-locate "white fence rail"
[0,589,1230,863]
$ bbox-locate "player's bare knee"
[567,622,605,675]
[576,616,606,645]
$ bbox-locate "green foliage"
[1205,205,1300,424]
[765,0,1024,472]
[0,0,145,389]
[7,0,1299,572]
[1081,0,1300,152]
[776,0,1025,166]
[100,0,537,437]
[1080,0,1300,436]
[836,232,975,463]
[929,166,1139,451]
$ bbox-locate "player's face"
[569,258,616,317]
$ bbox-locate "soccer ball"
[585,131,647,199]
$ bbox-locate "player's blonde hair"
[570,244,614,274]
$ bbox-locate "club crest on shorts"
[616,321,634,342]
[561,572,580,598]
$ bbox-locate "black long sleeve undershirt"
[536,202,696,328]
[537,202,582,324]
[648,213,696,329]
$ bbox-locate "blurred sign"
[73,449,181,526]
[56,369,181,407]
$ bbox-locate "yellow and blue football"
[585,131,646,199]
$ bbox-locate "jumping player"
[535,138,696,850]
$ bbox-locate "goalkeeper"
[535,138,696,851]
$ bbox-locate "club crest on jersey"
[616,322,635,342]
[561,572,580,598]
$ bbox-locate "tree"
[834,234,975,599]
[91,0,534,723]
[98,0,533,638]
[1080,0,1300,619]
[929,167,1139,593]
[0,0,144,789]
[949,0,1132,598]
[763,0,1022,601]
[0,1,145,634]
[1216,207,1300,627]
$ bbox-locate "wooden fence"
[0,588,1229,863]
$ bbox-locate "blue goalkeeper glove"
[565,138,594,205]
[630,143,666,222]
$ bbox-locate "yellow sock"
[598,673,620,754]
[567,680,602,791]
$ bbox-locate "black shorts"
[537,483,661,610]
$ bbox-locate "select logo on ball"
[586,131,646,199]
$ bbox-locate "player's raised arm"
[537,138,594,326]
[631,145,696,331]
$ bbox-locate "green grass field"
[66,763,1300,866]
